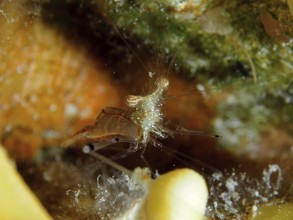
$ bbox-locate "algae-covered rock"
[91,0,292,76]
[0,0,122,160]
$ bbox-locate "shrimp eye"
[83,143,95,153]
[126,95,143,107]
[113,137,120,143]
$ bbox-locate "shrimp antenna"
[164,122,220,139]
[112,24,150,75]
[83,145,133,176]
[175,127,220,139]
[164,90,205,101]
[153,141,223,177]
[166,51,178,77]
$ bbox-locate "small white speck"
[254,191,259,197]
[32,113,40,121]
[148,71,155,78]
[64,103,79,119]
[12,93,20,103]
[49,104,57,112]
[226,95,236,104]
[29,95,38,103]
[16,64,26,74]
[43,172,51,182]
[4,125,12,133]
[252,205,258,217]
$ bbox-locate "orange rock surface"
[0,2,121,160]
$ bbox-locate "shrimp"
[62,77,171,154]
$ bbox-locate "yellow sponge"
[146,168,208,220]
[0,146,52,220]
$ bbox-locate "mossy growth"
[91,0,292,79]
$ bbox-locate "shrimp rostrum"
[62,77,173,155]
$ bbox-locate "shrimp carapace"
[62,107,142,150]
[126,77,172,145]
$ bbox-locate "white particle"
[49,103,57,112]
[32,113,40,121]
[29,95,38,103]
[64,103,79,119]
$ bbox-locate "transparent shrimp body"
[126,77,171,145]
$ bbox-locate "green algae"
[91,0,292,80]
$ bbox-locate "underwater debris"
[21,147,289,219]
[206,164,284,219]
